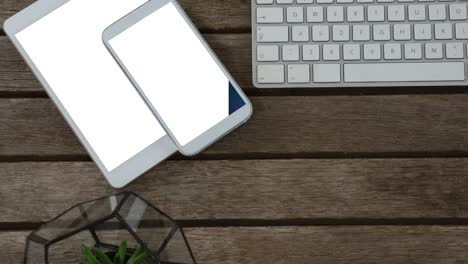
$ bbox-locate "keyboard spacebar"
[344,62,465,82]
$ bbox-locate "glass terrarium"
[24,192,196,264]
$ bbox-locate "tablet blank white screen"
[109,2,244,146]
[15,0,166,171]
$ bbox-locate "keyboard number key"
[258,65,285,84]
[303,45,320,61]
[288,64,311,83]
[257,45,279,62]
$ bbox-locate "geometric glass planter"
[24,192,196,264]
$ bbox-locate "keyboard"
[252,0,468,88]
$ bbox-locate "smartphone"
[4,0,177,188]
[103,0,253,156]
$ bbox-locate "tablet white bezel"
[4,0,177,188]
[102,0,253,156]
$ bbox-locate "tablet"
[4,0,177,188]
[103,0,252,156]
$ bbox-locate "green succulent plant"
[81,240,148,264]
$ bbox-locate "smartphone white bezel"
[4,0,177,188]
[102,0,253,156]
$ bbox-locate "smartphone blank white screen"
[109,2,246,147]
[15,0,166,171]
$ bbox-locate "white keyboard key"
[344,62,465,82]
[347,6,364,22]
[257,45,279,61]
[297,0,314,3]
[283,45,300,61]
[287,7,304,23]
[384,43,402,60]
[408,5,426,21]
[303,45,320,61]
[323,44,341,60]
[388,5,406,21]
[435,23,453,39]
[307,6,324,22]
[373,24,391,40]
[292,26,310,42]
[258,65,285,83]
[418,0,435,2]
[353,25,370,41]
[364,44,381,60]
[450,4,467,20]
[394,24,411,40]
[357,0,373,2]
[317,0,334,3]
[257,7,284,23]
[414,24,432,40]
[398,0,414,2]
[257,26,289,42]
[456,23,468,39]
[327,6,344,22]
[343,44,361,60]
[429,4,447,20]
[312,25,330,41]
[425,43,443,59]
[378,0,394,3]
[257,0,274,4]
[368,6,385,22]
[288,64,310,83]
[333,25,350,41]
[277,0,293,4]
[404,43,423,59]
[337,0,354,3]
[446,42,464,58]
[313,64,341,83]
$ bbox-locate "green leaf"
[93,247,113,264]
[118,240,127,264]
[127,250,148,264]
[81,245,101,264]
[113,254,120,264]
[127,247,144,263]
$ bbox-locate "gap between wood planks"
[5,218,468,232]
[3,151,468,163]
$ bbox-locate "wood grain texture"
[3,226,468,263]
[0,159,467,223]
[0,34,252,92]
[2,95,468,157]
[0,0,250,32]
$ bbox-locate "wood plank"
[0,34,252,92]
[2,95,468,156]
[0,0,250,32]
[1,159,467,223]
[4,226,468,263]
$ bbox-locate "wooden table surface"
[2,0,468,263]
